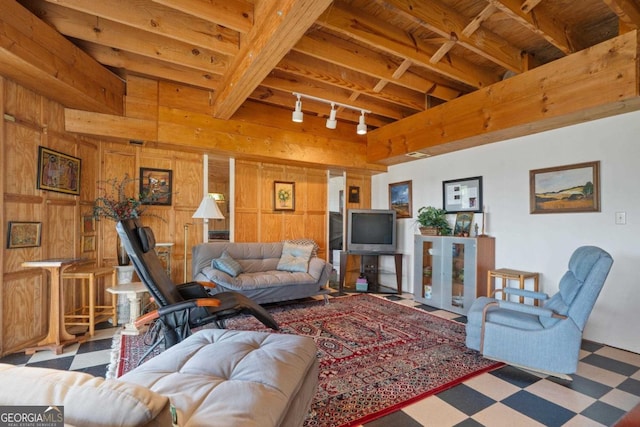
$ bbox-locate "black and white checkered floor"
[1,292,638,426]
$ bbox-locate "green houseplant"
[416,206,452,236]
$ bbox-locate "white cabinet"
[413,235,495,315]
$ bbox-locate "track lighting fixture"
[357,110,367,135]
[292,94,303,123]
[291,92,371,135]
[326,103,337,129]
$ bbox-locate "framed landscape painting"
[529,161,600,214]
[389,180,412,218]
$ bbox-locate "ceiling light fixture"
[357,110,367,135]
[292,94,303,123]
[326,103,337,129]
[292,92,371,135]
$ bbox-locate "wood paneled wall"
[235,160,329,258]
[0,77,204,356]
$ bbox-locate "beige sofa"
[0,329,318,427]
[192,241,333,304]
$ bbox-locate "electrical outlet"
[615,212,626,225]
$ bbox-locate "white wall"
[372,110,640,354]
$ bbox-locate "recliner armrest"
[499,287,549,301]
[495,300,567,319]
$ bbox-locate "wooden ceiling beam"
[316,3,499,88]
[212,0,332,119]
[367,31,640,165]
[295,33,435,94]
[150,0,254,34]
[76,40,221,91]
[385,0,524,72]
[39,0,240,56]
[603,0,640,30]
[24,0,229,75]
[275,51,426,111]
[521,0,543,13]
[0,1,123,115]
[490,0,580,54]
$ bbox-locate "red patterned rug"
[111,294,501,426]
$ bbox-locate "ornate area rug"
[110,294,501,426]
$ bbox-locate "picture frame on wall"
[529,161,600,214]
[443,176,483,213]
[82,215,95,234]
[348,186,360,203]
[274,181,295,211]
[7,221,42,249]
[389,180,412,218]
[81,235,95,253]
[37,146,81,195]
[139,167,173,205]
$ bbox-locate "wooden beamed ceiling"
[6,0,640,167]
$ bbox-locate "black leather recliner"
[115,219,278,350]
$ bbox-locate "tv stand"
[339,251,403,294]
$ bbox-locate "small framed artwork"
[37,146,81,195]
[454,212,474,236]
[389,180,412,218]
[274,181,295,211]
[530,161,600,214]
[7,221,42,249]
[81,235,95,253]
[443,176,483,213]
[348,186,360,203]
[139,167,173,206]
[82,215,95,234]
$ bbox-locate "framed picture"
[454,212,474,236]
[81,235,95,253]
[529,161,600,214]
[274,181,295,211]
[348,186,360,203]
[139,167,173,205]
[443,176,483,213]
[7,221,42,249]
[389,180,412,218]
[37,146,81,195]
[82,215,95,234]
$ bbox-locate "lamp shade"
[192,196,224,219]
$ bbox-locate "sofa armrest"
[308,258,329,281]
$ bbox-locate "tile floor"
[1,292,638,427]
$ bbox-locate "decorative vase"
[116,234,130,266]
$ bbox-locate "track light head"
[326,103,337,129]
[292,94,303,123]
[357,111,367,135]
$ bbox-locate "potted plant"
[416,206,452,236]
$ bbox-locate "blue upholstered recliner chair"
[466,246,613,379]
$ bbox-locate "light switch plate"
[615,212,626,225]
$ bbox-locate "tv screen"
[347,209,396,253]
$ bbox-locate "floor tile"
[27,356,75,371]
[575,360,628,388]
[69,349,112,370]
[401,396,469,426]
[363,410,423,427]
[463,370,521,402]
[489,365,542,388]
[471,402,546,427]
[501,390,576,427]
[580,400,627,426]
[436,384,496,416]
[617,378,640,397]
[596,346,640,367]
[581,353,639,376]
[525,378,596,413]
[76,337,113,354]
[599,388,640,411]
[562,413,607,427]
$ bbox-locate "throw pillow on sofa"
[284,239,319,258]
[212,251,243,277]
[277,241,314,273]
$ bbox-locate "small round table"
[106,282,148,335]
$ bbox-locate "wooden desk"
[487,268,540,305]
[21,258,87,354]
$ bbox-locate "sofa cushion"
[277,241,314,273]
[284,238,319,258]
[0,363,172,427]
[120,329,319,427]
[212,251,243,277]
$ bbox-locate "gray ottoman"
[121,329,319,427]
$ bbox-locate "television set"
[347,209,397,253]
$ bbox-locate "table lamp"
[184,195,225,281]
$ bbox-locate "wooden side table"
[487,268,540,305]
[21,258,86,354]
[62,265,117,336]
[106,282,149,335]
